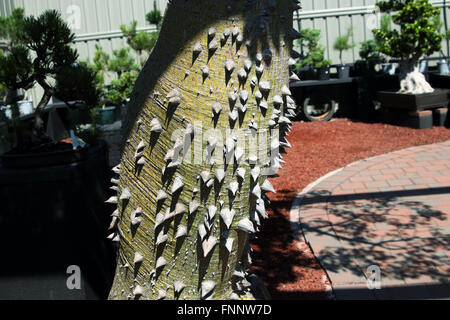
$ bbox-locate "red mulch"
[250,118,450,300]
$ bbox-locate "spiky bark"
[107,0,299,300]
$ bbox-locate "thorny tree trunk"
[398,59,434,94]
[107,0,301,300]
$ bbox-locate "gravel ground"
[250,118,450,300]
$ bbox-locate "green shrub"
[333,28,354,65]
[297,28,331,68]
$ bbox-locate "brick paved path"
[291,141,450,299]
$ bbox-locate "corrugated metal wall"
[296,0,450,65]
[12,0,167,63]
[8,0,169,103]
[1,0,450,104]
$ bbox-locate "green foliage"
[0,45,34,90]
[0,9,77,94]
[380,13,392,33]
[146,9,162,28]
[373,0,444,62]
[87,45,138,108]
[54,62,101,108]
[92,44,109,85]
[108,48,139,77]
[90,8,163,108]
[446,30,450,41]
[0,77,6,105]
[333,28,355,65]
[0,9,86,142]
[297,28,331,68]
[359,40,386,65]
[0,8,26,45]
[105,71,138,106]
[120,21,158,55]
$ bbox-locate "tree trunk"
[108,0,298,300]
[398,59,434,94]
[31,88,53,144]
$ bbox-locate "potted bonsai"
[297,28,332,80]
[103,70,139,124]
[373,0,446,110]
[0,9,80,153]
[333,27,355,79]
[353,40,386,76]
[90,45,139,124]
[0,9,115,298]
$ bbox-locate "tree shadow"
[250,197,330,300]
[299,187,449,290]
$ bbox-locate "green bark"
[108,0,299,300]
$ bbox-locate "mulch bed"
[250,118,450,300]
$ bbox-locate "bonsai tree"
[120,21,158,67]
[87,45,140,110]
[108,48,139,77]
[297,28,331,70]
[0,7,26,48]
[373,0,444,94]
[359,40,385,66]
[333,28,354,66]
[104,70,139,107]
[0,9,78,143]
[120,9,163,67]
[107,0,299,300]
[91,44,110,93]
[146,9,163,31]
[54,62,101,110]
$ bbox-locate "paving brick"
[299,141,450,300]
[350,175,374,183]
[364,181,390,189]
[388,179,414,187]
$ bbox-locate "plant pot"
[99,106,116,125]
[0,143,116,299]
[383,63,397,75]
[298,66,317,80]
[317,66,330,80]
[17,100,34,117]
[1,105,12,120]
[419,60,428,74]
[376,89,450,112]
[1,144,89,169]
[437,60,450,75]
[337,65,350,79]
[351,61,376,77]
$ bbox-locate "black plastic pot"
[0,143,116,299]
[99,106,117,125]
[1,146,89,169]
[337,65,350,79]
[317,66,330,80]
